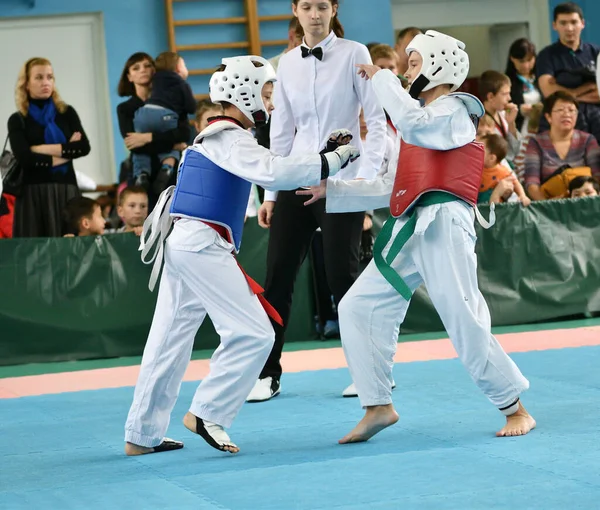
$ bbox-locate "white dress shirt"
[265,31,387,202]
[326,69,476,213]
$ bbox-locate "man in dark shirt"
[536,2,600,140]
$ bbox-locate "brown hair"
[478,114,495,129]
[396,27,422,44]
[527,103,544,132]
[155,51,181,73]
[195,99,223,123]
[543,90,579,116]
[369,44,397,64]
[478,70,511,100]
[15,57,68,116]
[118,52,155,97]
[292,0,344,39]
[481,133,508,163]
[118,185,148,207]
[63,197,100,235]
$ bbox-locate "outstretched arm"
[201,131,359,192]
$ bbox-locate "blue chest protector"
[170,148,251,251]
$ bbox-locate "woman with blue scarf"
[7,57,91,237]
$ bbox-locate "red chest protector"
[389,140,485,217]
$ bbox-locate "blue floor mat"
[1,347,599,509]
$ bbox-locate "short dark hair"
[569,175,599,193]
[397,27,422,43]
[64,197,100,234]
[543,90,579,115]
[117,52,154,97]
[478,70,511,100]
[553,2,584,21]
[481,133,508,163]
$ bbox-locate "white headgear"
[210,55,277,124]
[405,30,469,98]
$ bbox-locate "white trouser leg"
[125,246,207,448]
[412,203,529,409]
[172,245,275,429]
[339,217,423,408]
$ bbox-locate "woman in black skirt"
[8,57,90,237]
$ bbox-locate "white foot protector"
[194,417,238,453]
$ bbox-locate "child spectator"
[63,197,105,237]
[194,99,224,133]
[369,44,399,75]
[477,117,512,170]
[476,114,497,139]
[480,134,531,206]
[479,70,522,164]
[133,52,196,194]
[106,185,149,236]
[569,175,599,198]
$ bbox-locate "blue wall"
[0,0,393,169]
[1,0,167,170]
[9,1,600,168]
[547,0,600,46]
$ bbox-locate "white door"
[0,13,115,187]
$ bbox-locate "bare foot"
[496,402,536,437]
[183,412,240,454]
[339,404,399,444]
[124,437,183,456]
[124,442,153,456]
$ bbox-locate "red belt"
[202,221,283,326]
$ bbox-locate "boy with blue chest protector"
[124,55,359,456]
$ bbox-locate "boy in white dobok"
[124,55,359,456]
[299,31,535,442]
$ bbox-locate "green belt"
[373,192,459,300]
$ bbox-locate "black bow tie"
[301,46,323,61]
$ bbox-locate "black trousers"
[259,189,364,380]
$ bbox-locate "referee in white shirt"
[248,0,387,402]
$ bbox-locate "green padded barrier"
[1,198,598,366]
